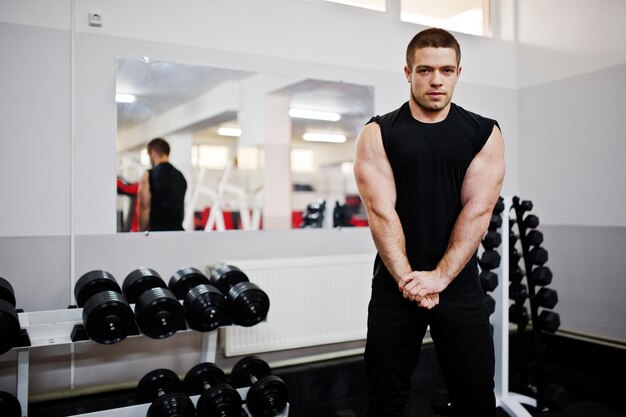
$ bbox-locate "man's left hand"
[400,270,450,302]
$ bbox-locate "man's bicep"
[461,126,505,206]
[138,172,151,209]
[354,124,396,208]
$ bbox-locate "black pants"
[364,268,495,417]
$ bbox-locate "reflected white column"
[166,133,194,229]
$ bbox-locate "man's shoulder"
[452,103,499,130]
[367,102,408,126]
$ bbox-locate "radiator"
[216,254,375,356]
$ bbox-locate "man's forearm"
[368,211,412,284]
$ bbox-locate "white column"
[166,133,193,186]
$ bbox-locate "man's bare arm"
[137,171,151,231]
[402,125,505,300]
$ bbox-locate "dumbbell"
[231,356,288,417]
[526,230,543,247]
[478,250,501,271]
[123,268,186,339]
[0,277,21,355]
[538,310,560,333]
[509,248,521,265]
[536,287,558,309]
[509,283,528,302]
[522,214,539,229]
[184,362,242,417]
[492,197,505,214]
[208,265,269,327]
[509,231,519,247]
[136,368,195,417]
[528,247,549,266]
[518,200,533,213]
[0,391,21,417]
[529,266,552,286]
[484,294,495,315]
[74,270,136,345]
[479,270,498,293]
[509,265,525,284]
[509,304,529,326]
[488,214,502,231]
[168,267,230,332]
[482,231,502,250]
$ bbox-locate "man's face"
[404,47,461,113]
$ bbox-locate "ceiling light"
[289,108,341,121]
[217,127,242,137]
[115,94,136,103]
[303,132,347,143]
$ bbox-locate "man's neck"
[152,155,169,166]
[408,98,452,124]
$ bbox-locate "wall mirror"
[115,57,373,232]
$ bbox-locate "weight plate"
[0,277,16,308]
[74,270,121,307]
[147,392,195,417]
[247,375,288,417]
[183,362,226,396]
[169,267,210,299]
[82,291,135,345]
[231,356,272,388]
[184,284,229,332]
[122,268,166,305]
[197,383,242,417]
[0,391,22,417]
[209,265,249,295]
[228,282,270,327]
[136,368,183,404]
[0,300,20,355]
[135,288,185,339]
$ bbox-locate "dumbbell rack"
[10,306,289,417]
[492,197,537,417]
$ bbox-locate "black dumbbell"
[479,250,501,270]
[509,304,529,326]
[123,268,186,339]
[528,247,548,266]
[168,267,230,332]
[522,214,539,229]
[231,356,289,417]
[536,287,558,309]
[208,265,269,327]
[519,200,533,213]
[526,230,543,246]
[509,248,521,265]
[484,294,496,315]
[0,391,21,417]
[0,277,20,355]
[488,214,503,231]
[136,368,195,417]
[74,271,136,345]
[529,266,552,286]
[482,231,502,250]
[509,283,528,302]
[509,265,525,284]
[509,231,519,247]
[492,197,505,215]
[184,362,242,417]
[479,270,498,293]
[538,310,560,333]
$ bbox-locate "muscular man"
[354,28,505,417]
[138,138,187,231]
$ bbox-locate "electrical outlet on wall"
[88,13,103,27]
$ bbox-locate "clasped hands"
[398,270,449,309]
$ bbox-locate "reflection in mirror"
[115,57,373,232]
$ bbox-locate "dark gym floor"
[29,333,625,417]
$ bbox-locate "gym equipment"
[509,283,528,302]
[536,287,558,309]
[509,231,519,247]
[0,278,20,355]
[300,201,326,228]
[479,270,498,293]
[510,248,522,265]
[522,214,540,229]
[231,356,289,417]
[75,270,136,345]
[169,267,229,332]
[184,362,242,417]
[484,294,496,315]
[136,368,195,417]
[488,214,503,231]
[208,265,269,327]
[478,250,501,270]
[529,266,552,286]
[519,200,533,213]
[526,230,543,247]
[509,265,524,284]
[123,268,186,339]
[493,197,505,214]
[509,304,529,327]
[0,391,21,417]
[528,247,548,266]
[482,230,502,250]
[538,310,560,333]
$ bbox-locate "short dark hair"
[406,28,461,68]
[147,138,170,156]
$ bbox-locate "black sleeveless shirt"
[148,162,187,231]
[369,102,499,284]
